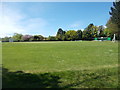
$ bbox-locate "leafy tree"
[21,35,33,41]
[65,30,77,41]
[33,35,44,41]
[2,37,10,42]
[82,23,95,40]
[98,25,105,37]
[109,0,120,26]
[33,35,39,41]
[38,35,44,41]
[12,33,23,42]
[56,28,66,41]
[109,0,120,39]
[93,26,99,38]
[106,19,118,34]
[76,30,82,40]
[104,28,112,37]
[43,37,48,41]
[48,36,57,41]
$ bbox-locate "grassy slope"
[2,41,118,88]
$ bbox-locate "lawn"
[2,41,119,88]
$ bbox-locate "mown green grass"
[2,41,118,88]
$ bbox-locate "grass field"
[2,41,119,88]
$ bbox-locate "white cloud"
[0,3,48,38]
[69,21,84,30]
[70,23,80,28]
[0,4,25,37]
[23,18,47,32]
[70,21,80,28]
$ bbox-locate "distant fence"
[94,37,111,41]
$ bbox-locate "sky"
[0,2,113,37]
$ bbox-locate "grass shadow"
[2,67,118,88]
[2,67,61,88]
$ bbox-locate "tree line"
[1,0,120,42]
[1,24,114,42]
